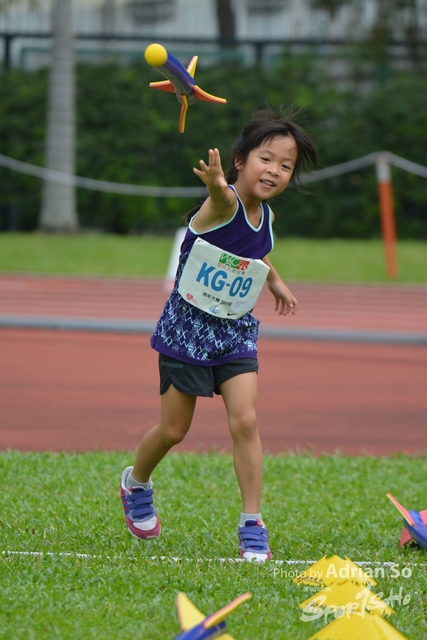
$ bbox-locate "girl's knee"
[159,420,190,447]
[229,410,258,440]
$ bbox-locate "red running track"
[1,274,426,455]
[1,329,426,456]
[1,273,427,334]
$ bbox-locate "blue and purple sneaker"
[120,467,161,540]
[238,519,271,562]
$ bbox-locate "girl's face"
[235,135,298,202]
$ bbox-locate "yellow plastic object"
[175,591,251,639]
[186,55,198,78]
[144,43,226,132]
[204,592,252,628]
[176,592,206,631]
[178,94,189,134]
[299,579,394,617]
[308,611,408,639]
[294,555,377,587]
[144,43,168,67]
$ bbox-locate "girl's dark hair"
[184,107,318,223]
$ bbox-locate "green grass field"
[1,234,426,638]
[1,451,427,639]
[0,232,426,282]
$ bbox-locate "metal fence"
[1,31,427,72]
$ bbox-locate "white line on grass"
[2,551,424,567]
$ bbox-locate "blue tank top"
[150,187,274,366]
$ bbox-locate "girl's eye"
[261,157,269,161]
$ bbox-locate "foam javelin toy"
[144,43,226,133]
[173,591,251,639]
[387,493,427,550]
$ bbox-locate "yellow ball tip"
[144,43,168,68]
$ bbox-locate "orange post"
[376,154,398,278]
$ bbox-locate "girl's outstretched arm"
[263,256,298,316]
[191,148,236,232]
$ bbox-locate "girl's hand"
[267,280,298,316]
[190,148,236,231]
[193,148,228,190]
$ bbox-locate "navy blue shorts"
[159,354,258,397]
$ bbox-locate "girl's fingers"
[211,148,222,168]
[193,148,226,183]
[195,149,222,173]
[290,296,298,314]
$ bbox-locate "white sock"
[126,469,152,491]
[240,512,261,527]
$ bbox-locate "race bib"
[178,237,270,319]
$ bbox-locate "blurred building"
[0,0,426,69]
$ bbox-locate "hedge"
[0,53,426,238]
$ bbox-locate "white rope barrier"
[302,151,427,183]
[300,152,380,183]
[0,150,426,197]
[0,153,207,198]
[385,151,427,179]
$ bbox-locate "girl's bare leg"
[219,372,262,514]
[131,384,197,483]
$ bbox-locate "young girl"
[121,109,317,561]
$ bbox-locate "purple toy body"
[387,493,427,550]
[173,591,251,640]
[144,43,226,132]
